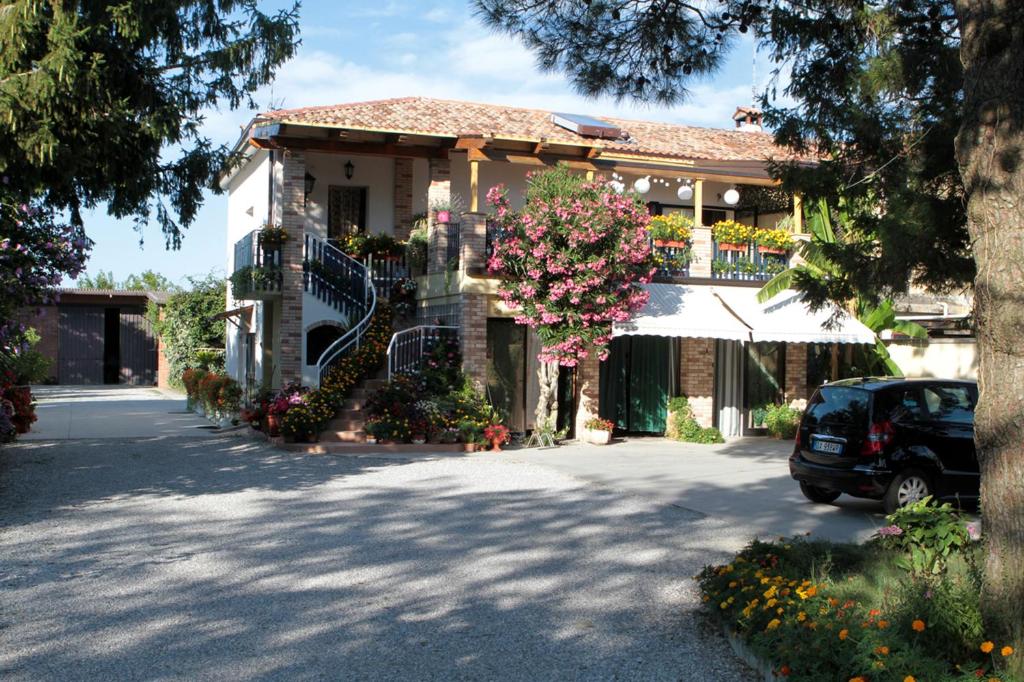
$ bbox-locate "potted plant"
[430,195,464,224]
[753,227,792,255]
[584,417,615,445]
[711,219,753,252]
[265,395,291,436]
[258,223,288,246]
[484,423,511,452]
[648,214,693,247]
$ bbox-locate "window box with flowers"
[258,224,289,247]
[584,417,615,445]
[711,220,754,252]
[648,214,693,248]
[754,227,793,255]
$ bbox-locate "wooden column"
[694,178,704,227]
[585,169,595,181]
[469,158,480,212]
[793,193,804,233]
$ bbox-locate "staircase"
[317,375,387,443]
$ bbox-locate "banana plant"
[757,198,926,376]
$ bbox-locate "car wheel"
[800,482,841,504]
[884,468,932,514]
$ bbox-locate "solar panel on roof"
[551,112,623,139]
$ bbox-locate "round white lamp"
[723,187,740,205]
[633,177,651,194]
[677,184,694,201]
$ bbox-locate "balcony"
[651,240,691,280]
[711,242,788,282]
[231,230,283,300]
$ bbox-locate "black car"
[789,378,979,513]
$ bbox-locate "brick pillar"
[427,158,450,219]
[690,225,712,278]
[460,293,488,389]
[461,212,487,271]
[574,348,601,440]
[681,337,715,427]
[427,222,449,275]
[393,158,414,241]
[785,343,808,402]
[279,149,306,387]
[157,307,171,388]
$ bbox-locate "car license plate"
[812,439,843,455]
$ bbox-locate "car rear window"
[805,387,871,426]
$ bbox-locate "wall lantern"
[633,177,651,194]
[723,187,740,205]
[677,183,694,201]
[344,160,355,180]
[304,171,317,199]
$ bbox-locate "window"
[922,385,975,425]
[876,388,924,423]
[328,186,368,240]
[806,387,871,426]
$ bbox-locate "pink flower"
[876,525,903,537]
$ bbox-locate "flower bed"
[181,368,241,425]
[698,499,1014,681]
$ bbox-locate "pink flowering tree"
[487,166,654,428]
[0,185,91,352]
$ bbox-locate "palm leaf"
[756,268,798,303]
[890,319,928,340]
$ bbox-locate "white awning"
[613,283,876,345]
[715,287,876,344]
[612,283,752,341]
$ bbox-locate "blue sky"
[72,0,770,288]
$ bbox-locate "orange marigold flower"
[912,619,926,632]
[869,609,882,617]
[875,646,889,655]
[1001,646,1014,657]
[849,677,867,682]
[981,642,995,653]
[904,677,916,682]
[839,628,849,641]
[766,618,781,631]
[779,664,791,676]
[878,620,890,629]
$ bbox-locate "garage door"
[58,306,105,384]
[119,308,157,385]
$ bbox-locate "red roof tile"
[258,96,801,163]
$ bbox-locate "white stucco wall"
[887,338,978,380]
[303,152,396,238]
[224,150,271,384]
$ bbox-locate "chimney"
[732,106,763,131]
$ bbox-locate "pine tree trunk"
[954,1,1024,675]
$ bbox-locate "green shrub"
[873,496,971,576]
[0,328,52,384]
[764,403,801,439]
[666,396,725,444]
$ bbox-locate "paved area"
[1,387,748,681]
[503,437,888,544]
[23,385,218,441]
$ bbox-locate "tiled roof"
[258,96,801,163]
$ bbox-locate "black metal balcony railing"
[485,218,514,263]
[304,235,368,317]
[711,242,787,281]
[445,222,461,268]
[231,230,282,299]
[651,240,691,279]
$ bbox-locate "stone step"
[340,400,365,411]
[326,418,365,431]
[362,378,388,390]
[320,429,366,443]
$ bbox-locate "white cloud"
[422,7,450,22]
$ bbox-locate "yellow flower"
[1001,646,1014,657]
[839,628,849,641]
[765,618,781,631]
[912,619,926,633]
[904,677,916,682]
[797,612,807,622]
[766,598,777,608]
[981,641,995,653]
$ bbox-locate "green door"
[599,336,671,433]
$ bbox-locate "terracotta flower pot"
[266,413,281,437]
[490,438,504,452]
[717,242,747,252]
[757,246,787,255]
[435,210,451,224]
[654,239,689,248]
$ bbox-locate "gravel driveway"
[0,434,748,681]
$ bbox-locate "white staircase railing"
[386,325,459,380]
[312,239,377,387]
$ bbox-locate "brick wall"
[681,337,715,427]
[17,306,59,382]
[156,306,171,388]
[427,158,450,214]
[393,157,414,241]
[574,349,601,439]
[785,342,809,402]
[690,226,713,278]
[278,149,306,386]
[460,293,488,389]
[427,221,449,275]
